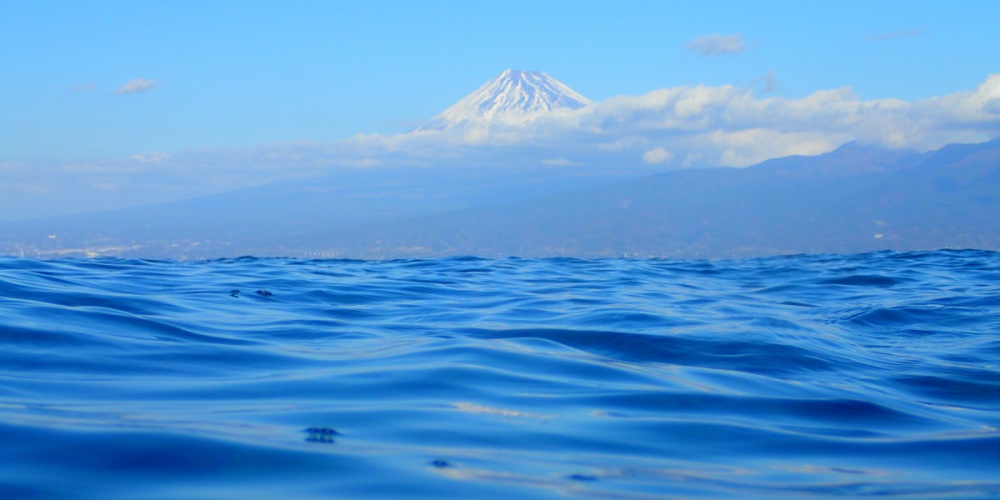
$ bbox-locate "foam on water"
[1,250,999,498]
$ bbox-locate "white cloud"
[192,74,1000,171]
[985,98,1000,114]
[681,153,703,167]
[708,129,845,167]
[130,152,171,163]
[62,162,146,174]
[116,78,156,94]
[541,158,579,166]
[0,161,31,175]
[71,83,95,92]
[685,34,747,56]
[642,147,674,165]
[18,74,1000,218]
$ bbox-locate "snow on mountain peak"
[418,70,592,131]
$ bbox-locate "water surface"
[1,250,998,498]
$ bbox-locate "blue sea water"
[1,250,998,499]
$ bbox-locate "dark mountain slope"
[294,140,1000,259]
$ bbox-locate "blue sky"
[3,0,998,163]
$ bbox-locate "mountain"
[0,164,643,259]
[5,139,997,260]
[284,139,1000,259]
[418,69,592,131]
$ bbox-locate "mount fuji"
[418,69,592,131]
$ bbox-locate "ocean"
[1,250,998,498]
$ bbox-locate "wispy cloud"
[685,33,747,56]
[71,83,95,92]
[642,147,674,165]
[541,158,579,166]
[162,73,1000,172]
[869,28,926,41]
[751,71,779,94]
[129,152,171,163]
[115,78,156,95]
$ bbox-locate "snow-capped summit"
[418,70,592,131]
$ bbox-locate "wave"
[1,250,998,497]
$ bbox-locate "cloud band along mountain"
[3,139,999,259]
[274,139,1000,259]
[5,70,1000,225]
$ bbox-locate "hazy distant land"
[3,138,998,260]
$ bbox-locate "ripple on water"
[0,250,998,498]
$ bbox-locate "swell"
[0,250,998,498]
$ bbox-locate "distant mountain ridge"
[2,139,998,260]
[306,139,1000,259]
[418,69,592,131]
